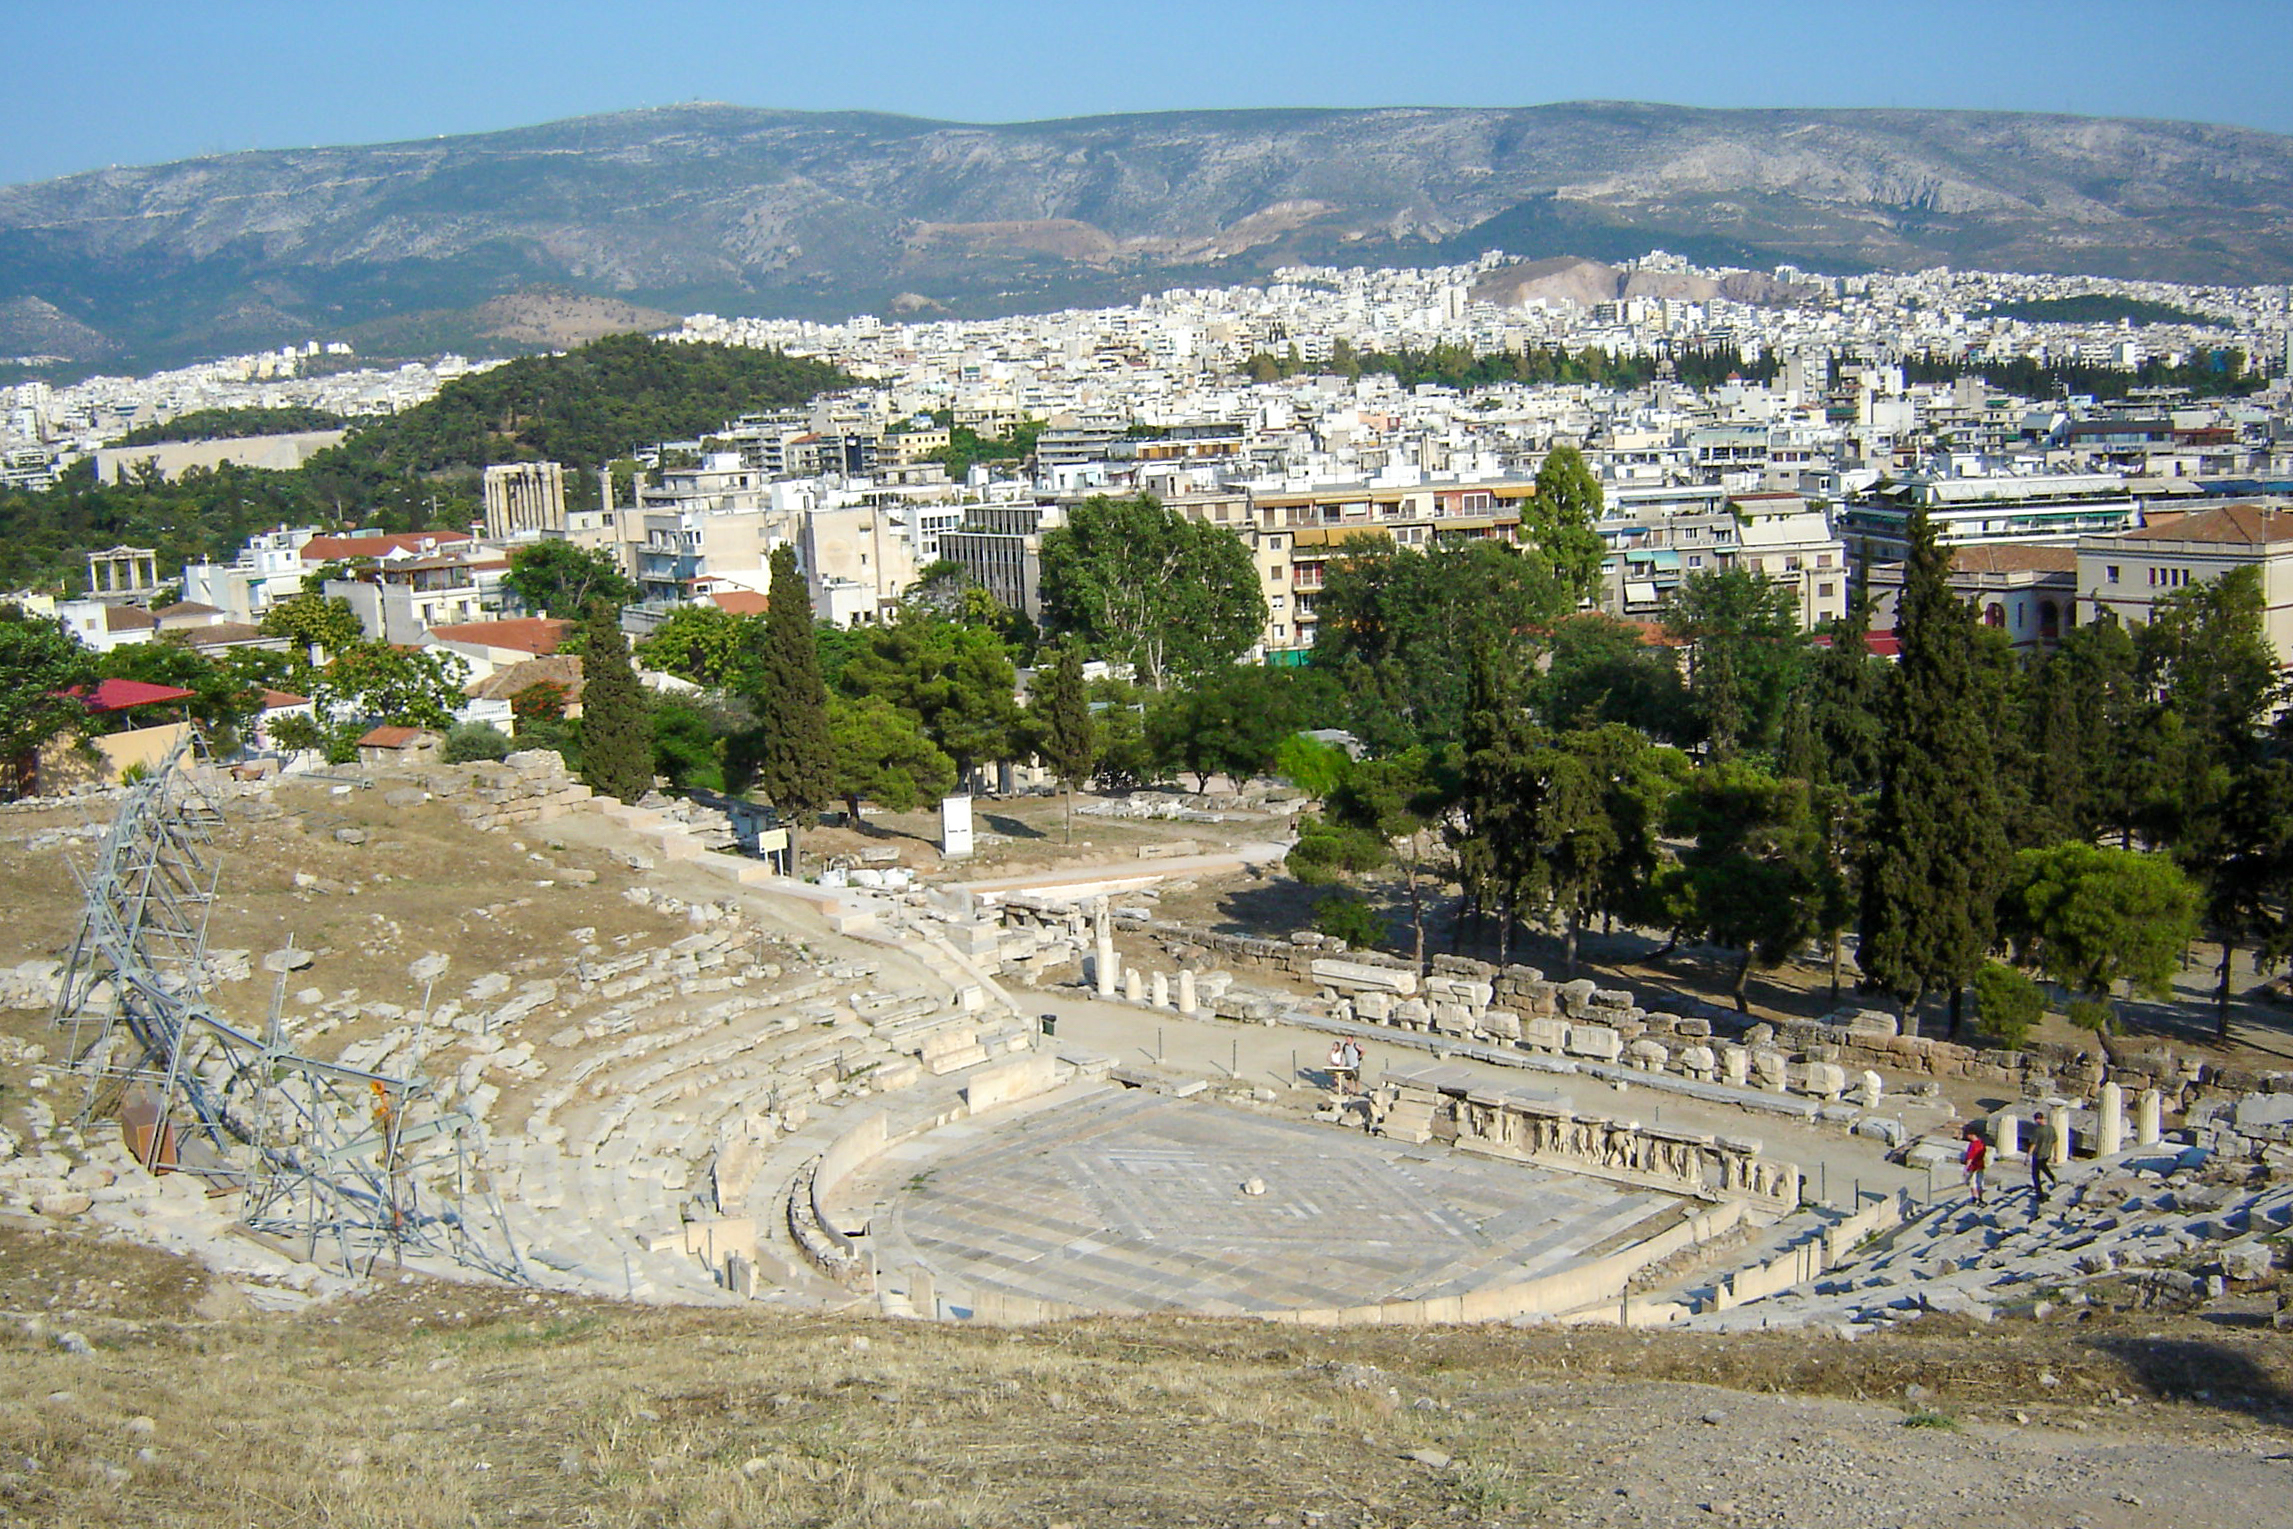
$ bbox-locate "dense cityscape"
[5,15,2293,1518]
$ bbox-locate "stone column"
[1177,968,1197,1018]
[2049,1105,2071,1165]
[1857,1070,1883,1109]
[2137,1088,2163,1147]
[2097,1081,2124,1157]
[1721,1046,1750,1089]
[1150,971,1170,1009]
[1124,968,1143,1004]
[1994,1112,2021,1158]
[1094,938,1118,999]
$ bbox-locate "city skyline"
[6,0,2293,187]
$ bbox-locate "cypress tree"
[1030,640,1096,843]
[578,601,653,805]
[1858,508,2010,1035]
[751,545,834,869]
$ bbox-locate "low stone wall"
[1710,1190,1906,1310]
[405,749,600,833]
[1389,1072,1801,1209]
[1077,913,2258,1118]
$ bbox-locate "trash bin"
[1039,1013,1058,1037]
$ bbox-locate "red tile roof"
[301,531,472,563]
[67,678,197,713]
[171,622,267,648]
[706,590,770,616]
[2119,502,2293,546]
[355,725,432,748]
[425,617,571,655]
[259,689,312,708]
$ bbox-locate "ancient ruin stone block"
[1565,1023,1622,1062]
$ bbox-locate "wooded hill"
[0,335,850,593]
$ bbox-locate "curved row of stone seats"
[1672,1152,2293,1332]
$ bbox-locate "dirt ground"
[0,1223,2287,1529]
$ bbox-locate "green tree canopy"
[1322,746,1453,971]
[576,604,653,805]
[1538,613,1692,741]
[93,640,264,747]
[258,590,366,659]
[634,603,763,689]
[1663,567,1810,757]
[2000,841,2200,1038]
[1859,508,2010,1030]
[1146,666,1307,793]
[1029,641,1097,842]
[827,695,956,823]
[1038,493,1266,689]
[0,607,94,792]
[503,541,639,618]
[1971,960,2045,1051]
[745,546,836,860]
[1524,445,1607,603]
[1312,536,1570,750]
[1669,760,1832,1012]
[839,609,1022,780]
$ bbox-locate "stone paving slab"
[852,1088,1684,1316]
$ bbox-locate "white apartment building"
[180,525,323,623]
[1599,488,1847,629]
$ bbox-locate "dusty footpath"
[0,1222,2288,1529]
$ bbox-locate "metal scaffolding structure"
[50,735,527,1281]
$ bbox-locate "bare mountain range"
[3,101,2290,368]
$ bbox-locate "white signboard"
[940,794,974,859]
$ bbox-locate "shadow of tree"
[2085,1334,2293,1422]
[981,813,1047,841]
[1208,878,1352,939]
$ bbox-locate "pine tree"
[1858,508,2010,1034]
[1031,641,1096,843]
[750,546,834,869]
[577,602,653,805]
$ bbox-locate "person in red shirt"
[1961,1127,1989,1207]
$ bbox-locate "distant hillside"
[1,102,2291,367]
[0,334,852,592]
[1979,293,2224,327]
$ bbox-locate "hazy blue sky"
[7,0,2289,185]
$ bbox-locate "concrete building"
[940,502,1061,623]
[1598,488,1846,629]
[482,461,568,540]
[1863,544,2078,655]
[2077,501,2293,665]
[325,555,493,644]
[1195,476,1539,661]
[181,525,322,623]
[1837,473,2176,567]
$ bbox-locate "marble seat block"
[1523,1017,1570,1052]
[1564,1023,1622,1062]
[1309,959,1418,996]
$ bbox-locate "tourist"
[1961,1126,1988,1207]
[1328,1038,1356,1094]
[2027,1110,2059,1211]
[1341,1038,1364,1089]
